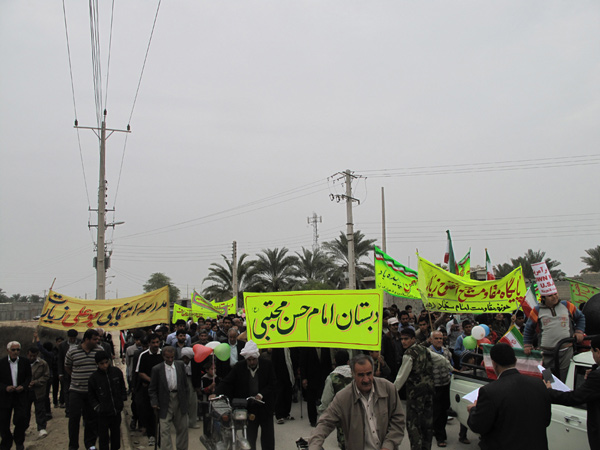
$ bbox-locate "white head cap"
[240,340,260,359]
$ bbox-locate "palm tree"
[322,230,377,289]
[494,249,564,281]
[494,263,515,279]
[293,247,335,289]
[581,245,600,273]
[250,248,298,292]
[202,253,255,301]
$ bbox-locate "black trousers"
[68,390,97,450]
[247,409,274,450]
[432,384,450,442]
[30,396,47,431]
[135,385,155,438]
[98,414,121,450]
[304,387,320,425]
[275,377,293,420]
[52,375,61,405]
[0,395,29,450]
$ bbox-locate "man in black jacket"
[546,335,600,449]
[0,341,32,450]
[467,343,551,450]
[89,351,127,450]
[213,341,277,450]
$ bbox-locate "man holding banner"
[523,262,586,381]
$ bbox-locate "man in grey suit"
[149,346,189,450]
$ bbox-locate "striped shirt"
[65,344,104,392]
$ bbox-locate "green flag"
[374,246,419,299]
[566,278,599,307]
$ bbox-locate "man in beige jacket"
[309,354,405,450]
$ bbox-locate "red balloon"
[477,338,491,345]
[193,344,213,363]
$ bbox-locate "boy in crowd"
[88,351,127,450]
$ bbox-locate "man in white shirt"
[149,346,189,450]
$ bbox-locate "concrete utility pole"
[76,110,129,300]
[381,187,387,253]
[307,212,322,252]
[232,241,238,304]
[345,170,356,289]
[330,169,362,289]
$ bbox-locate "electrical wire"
[62,0,93,214]
[115,179,329,241]
[111,0,162,237]
[88,0,103,127]
[359,154,600,178]
[127,0,161,125]
[103,0,115,112]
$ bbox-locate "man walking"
[65,329,104,450]
[135,333,163,447]
[214,341,277,450]
[0,341,31,450]
[309,354,405,450]
[429,331,453,447]
[467,343,551,450]
[394,328,436,450]
[27,346,50,439]
[149,346,189,450]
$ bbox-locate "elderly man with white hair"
[212,340,277,450]
[0,341,32,450]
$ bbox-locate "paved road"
[125,395,476,449]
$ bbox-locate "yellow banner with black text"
[39,286,169,331]
[244,289,383,350]
[418,256,525,313]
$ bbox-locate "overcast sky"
[1,1,599,300]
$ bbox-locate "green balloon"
[463,336,477,350]
[214,343,231,361]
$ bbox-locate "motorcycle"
[200,395,264,450]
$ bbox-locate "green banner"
[244,289,383,350]
[567,278,599,307]
[374,246,419,299]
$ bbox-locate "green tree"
[28,294,43,303]
[293,248,335,289]
[494,249,564,281]
[10,293,28,303]
[143,272,180,302]
[250,248,298,292]
[581,245,600,273]
[0,288,9,303]
[322,230,376,289]
[202,253,255,301]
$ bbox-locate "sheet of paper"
[462,387,480,403]
[537,364,571,392]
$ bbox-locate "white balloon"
[206,341,220,349]
[471,325,485,340]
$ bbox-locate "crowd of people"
[0,291,596,450]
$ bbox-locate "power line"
[127,0,162,125]
[360,154,600,178]
[103,0,116,111]
[115,179,329,241]
[88,0,103,127]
